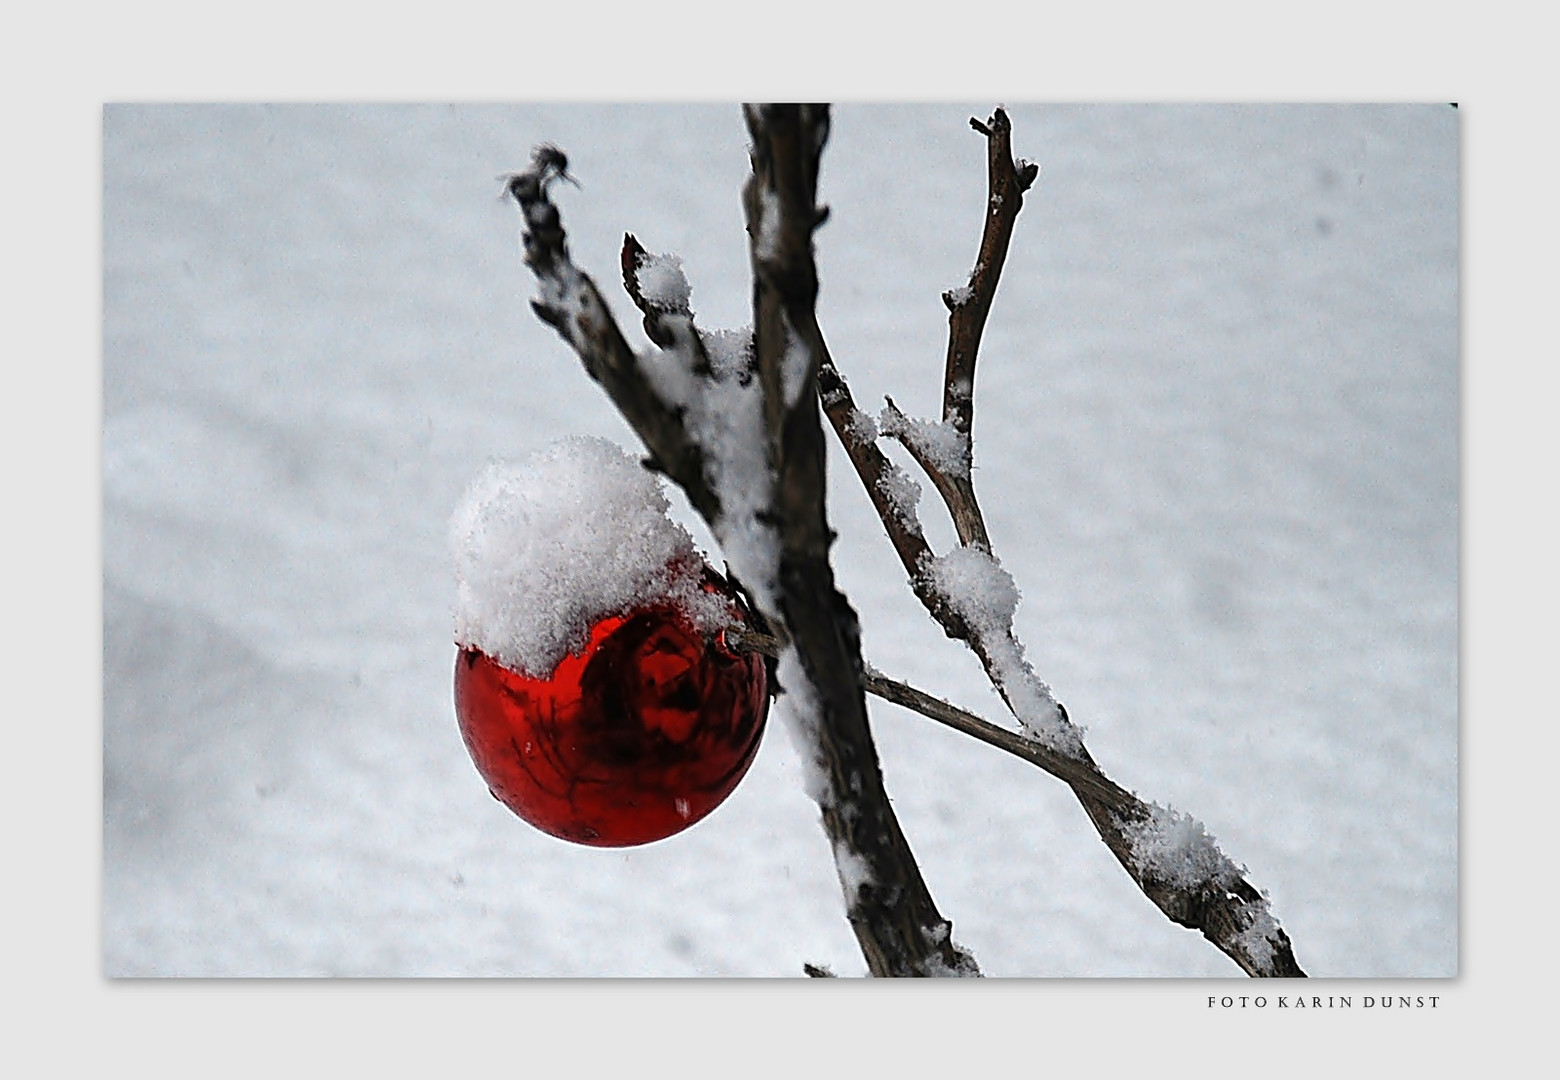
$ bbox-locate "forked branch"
[507,108,1305,978]
[817,108,1305,977]
[506,151,720,527]
[508,117,976,976]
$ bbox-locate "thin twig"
[819,342,1079,755]
[814,108,1305,978]
[515,130,978,976]
[923,108,1038,550]
[861,672,1135,810]
[508,112,1304,979]
[816,350,982,643]
[942,110,1038,457]
[727,625,1125,806]
[505,150,720,523]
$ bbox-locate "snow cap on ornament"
[450,435,734,679]
[448,436,770,847]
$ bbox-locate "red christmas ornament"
[453,576,770,847]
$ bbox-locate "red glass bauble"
[454,595,769,847]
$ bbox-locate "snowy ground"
[101,103,1457,977]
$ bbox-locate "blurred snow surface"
[102,103,1457,977]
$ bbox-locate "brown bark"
[814,109,1306,977]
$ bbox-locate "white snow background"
[101,103,1457,977]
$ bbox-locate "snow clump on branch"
[622,242,782,618]
[879,405,969,477]
[450,436,731,678]
[922,545,1083,756]
[1118,802,1242,892]
[1117,802,1288,972]
[875,462,924,529]
[634,251,692,313]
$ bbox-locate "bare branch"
[505,151,719,522]
[942,108,1038,452]
[727,626,1105,799]
[817,355,1077,755]
[733,613,1306,977]
[815,352,989,644]
[862,671,1130,808]
[510,117,977,977]
[814,108,1306,977]
[862,669,1304,977]
[742,103,977,977]
[506,112,1304,979]
[919,107,1041,550]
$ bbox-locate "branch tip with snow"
[1111,801,1303,976]
[505,110,1303,980]
[812,106,1304,977]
